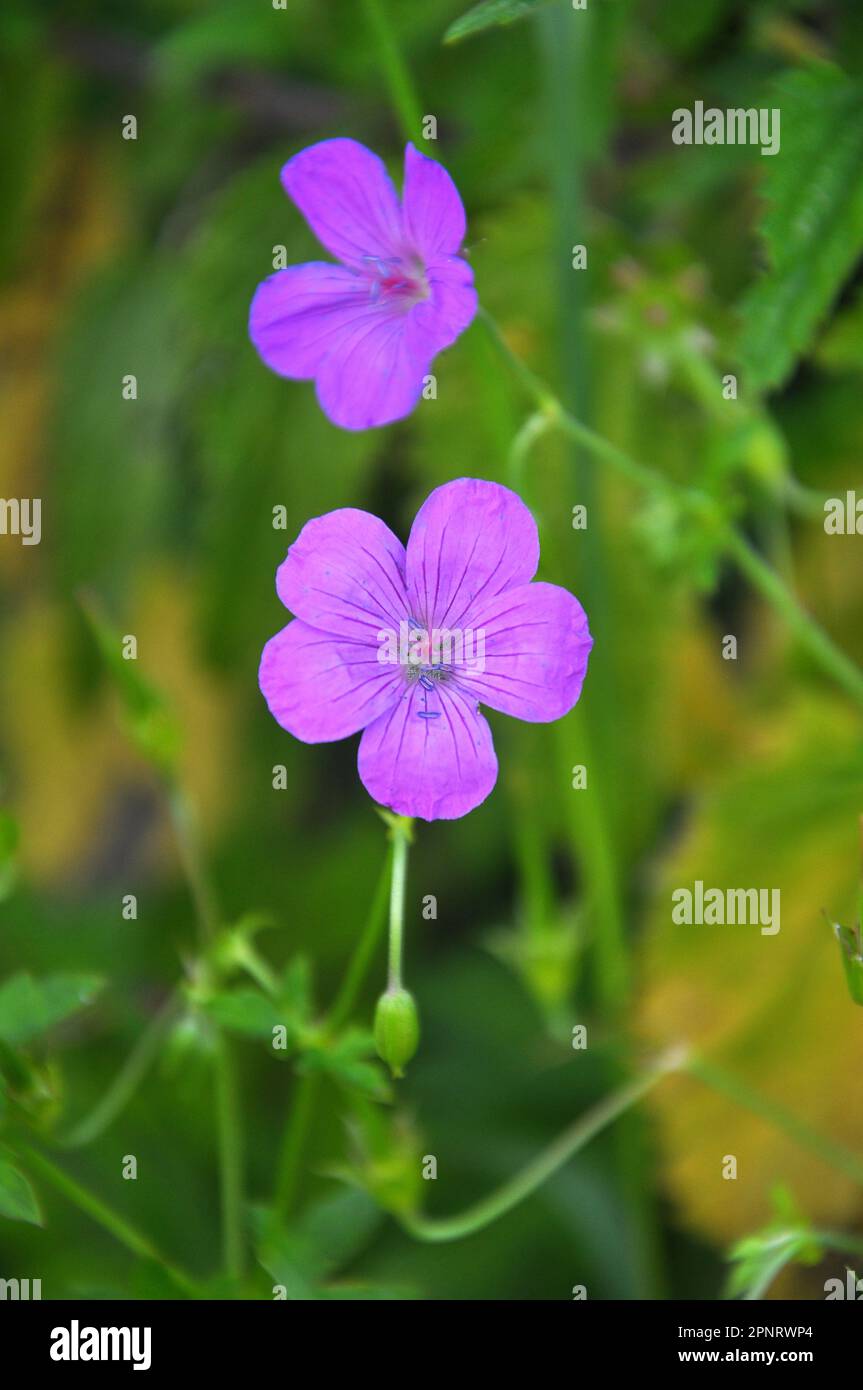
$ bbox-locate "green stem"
[329,855,392,1032]
[167,786,245,1280]
[360,0,423,144]
[168,786,219,942]
[61,990,182,1148]
[213,1033,244,1279]
[17,1146,200,1296]
[721,526,863,708]
[273,848,393,1218]
[387,824,411,990]
[273,1072,321,1220]
[481,308,863,711]
[688,1055,863,1188]
[400,1045,689,1242]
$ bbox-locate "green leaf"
[833,921,863,1006]
[726,1190,822,1300]
[0,811,20,902]
[201,989,286,1041]
[0,1158,42,1225]
[300,1028,390,1101]
[0,973,103,1045]
[739,67,863,392]
[254,1189,382,1299]
[444,0,555,45]
[278,957,312,1022]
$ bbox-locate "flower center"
[362,255,430,310]
[403,618,452,720]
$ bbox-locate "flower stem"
[360,0,424,145]
[17,1146,201,1296]
[480,308,863,711]
[400,1045,689,1242]
[387,820,411,990]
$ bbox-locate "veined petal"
[402,143,467,260]
[315,306,429,431]
[259,621,402,743]
[457,582,593,722]
[406,254,478,359]
[276,509,408,643]
[358,682,497,820]
[249,263,368,380]
[281,138,403,269]
[405,478,540,631]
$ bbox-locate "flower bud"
[374,988,420,1078]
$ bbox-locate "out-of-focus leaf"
[739,67,863,391]
[726,1188,822,1299]
[815,291,863,372]
[638,696,863,1242]
[0,973,103,1046]
[300,1028,390,1101]
[253,1188,382,1299]
[445,0,555,44]
[0,1157,42,1226]
[78,595,182,775]
[833,920,863,1006]
[201,989,287,1041]
[0,811,20,901]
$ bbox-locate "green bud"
[374,988,420,1078]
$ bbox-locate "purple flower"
[259,479,593,821]
[248,139,478,432]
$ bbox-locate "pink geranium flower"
[249,139,478,431]
[259,479,593,820]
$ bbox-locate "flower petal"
[457,582,593,722]
[259,621,402,743]
[406,254,478,359]
[314,307,429,431]
[276,509,408,643]
[405,478,540,631]
[249,263,369,380]
[281,138,403,269]
[402,143,467,260]
[358,682,497,820]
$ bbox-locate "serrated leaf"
[0,973,103,1045]
[444,0,555,45]
[739,67,863,391]
[0,1158,42,1225]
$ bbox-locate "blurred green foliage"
[1,0,863,1301]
